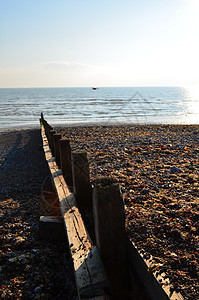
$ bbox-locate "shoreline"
[0,125,40,134]
[1,121,199,133]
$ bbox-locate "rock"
[34,286,41,294]
[170,166,181,173]
[187,176,196,184]
[9,257,18,263]
[142,189,149,195]
[14,236,25,244]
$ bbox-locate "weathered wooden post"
[92,177,128,299]
[45,122,53,145]
[72,150,92,207]
[45,124,52,144]
[40,112,44,125]
[43,119,47,131]
[53,133,62,168]
[44,122,51,145]
[49,130,56,155]
[59,138,73,189]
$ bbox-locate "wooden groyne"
[39,113,184,300]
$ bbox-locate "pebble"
[34,286,41,294]
[170,166,181,173]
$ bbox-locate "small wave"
[97,111,109,115]
[82,113,92,116]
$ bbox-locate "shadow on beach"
[0,129,77,299]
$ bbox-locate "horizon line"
[0,85,185,89]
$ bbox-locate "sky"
[0,0,199,88]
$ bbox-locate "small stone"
[34,286,41,294]
[187,176,196,184]
[9,257,18,263]
[170,166,181,173]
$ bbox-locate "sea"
[0,86,199,130]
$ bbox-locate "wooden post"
[59,138,73,189]
[92,177,128,299]
[53,133,62,168]
[40,113,44,125]
[72,150,92,207]
[43,119,47,131]
[44,122,51,144]
[49,126,54,146]
[45,124,51,144]
[49,130,56,154]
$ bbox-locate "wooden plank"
[41,126,110,299]
[127,239,184,300]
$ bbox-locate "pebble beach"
[59,124,199,300]
[0,124,199,299]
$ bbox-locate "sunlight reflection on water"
[184,85,199,123]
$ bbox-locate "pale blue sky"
[0,0,198,88]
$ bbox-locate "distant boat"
[92,87,99,90]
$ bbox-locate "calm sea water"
[0,87,198,130]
